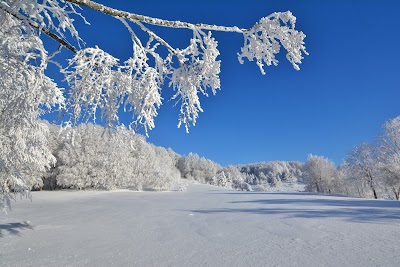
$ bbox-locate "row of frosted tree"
[303,116,400,200]
[4,116,400,202]
[19,121,305,193]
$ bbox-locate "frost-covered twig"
[238,12,308,74]
[0,3,78,53]
[134,21,180,60]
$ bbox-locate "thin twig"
[134,20,179,57]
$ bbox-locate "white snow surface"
[1,183,400,267]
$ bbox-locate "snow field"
[1,183,399,266]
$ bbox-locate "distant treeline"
[27,115,400,201]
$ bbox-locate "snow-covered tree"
[48,124,180,191]
[378,116,400,200]
[177,153,221,185]
[303,154,338,193]
[344,144,380,199]
[0,12,63,210]
[0,0,307,206]
[55,124,110,190]
[222,165,245,188]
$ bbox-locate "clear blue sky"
[44,0,400,166]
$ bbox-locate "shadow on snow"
[189,192,400,224]
[0,221,33,238]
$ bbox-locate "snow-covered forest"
[4,114,398,204]
[24,121,304,193]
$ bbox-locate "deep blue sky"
[44,0,400,166]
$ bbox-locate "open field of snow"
[1,183,400,267]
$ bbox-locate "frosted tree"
[176,153,221,185]
[344,144,380,199]
[303,154,338,193]
[0,0,307,206]
[137,144,181,191]
[237,161,303,189]
[56,124,106,189]
[50,124,180,191]
[378,116,400,200]
[0,11,63,210]
[222,165,245,188]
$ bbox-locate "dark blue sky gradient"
[43,0,400,165]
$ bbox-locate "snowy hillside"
[1,183,399,266]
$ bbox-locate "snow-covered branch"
[0,3,78,53]
[1,0,308,132]
[238,12,308,74]
[65,0,246,33]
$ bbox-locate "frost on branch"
[1,0,83,43]
[64,39,168,134]
[238,11,308,74]
[170,31,221,132]
[63,47,120,126]
[63,29,221,134]
[2,1,308,134]
[119,37,169,133]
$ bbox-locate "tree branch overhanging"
[0,0,307,134]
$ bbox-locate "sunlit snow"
[1,182,399,266]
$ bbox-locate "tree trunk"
[368,177,378,199]
[372,188,378,199]
[393,187,400,200]
[315,182,320,192]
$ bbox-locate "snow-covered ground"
[1,183,399,267]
